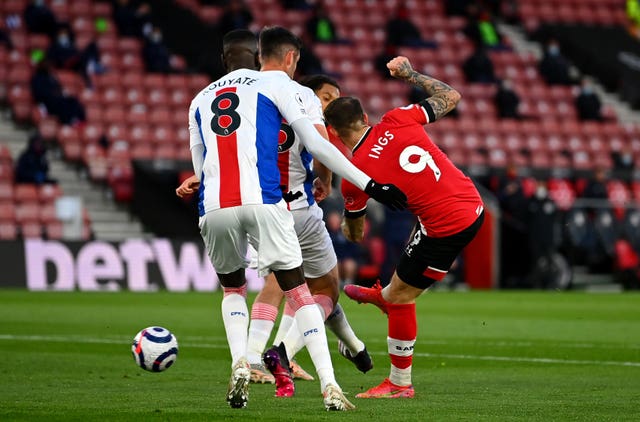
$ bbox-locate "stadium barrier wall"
[462,193,500,289]
[0,238,264,291]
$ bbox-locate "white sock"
[282,302,327,360]
[272,305,295,347]
[325,303,365,354]
[294,304,336,391]
[221,293,249,366]
[390,365,412,387]
[247,319,274,365]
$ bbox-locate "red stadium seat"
[44,221,65,240]
[83,122,106,145]
[155,145,177,159]
[147,88,169,106]
[38,184,63,203]
[607,180,632,208]
[14,184,39,203]
[548,179,576,211]
[130,124,151,144]
[0,222,18,240]
[131,144,154,160]
[531,150,551,169]
[39,203,57,224]
[20,221,43,238]
[15,202,40,223]
[0,202,16,221]
[572,151,593,170]
[38,117,59,142]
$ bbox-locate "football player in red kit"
[323,56,484,399]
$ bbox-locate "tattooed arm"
[387,55,461,121]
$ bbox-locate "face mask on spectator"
[58,34,70,46]
[535,186,548,199]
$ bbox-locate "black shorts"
[396,212,485,289]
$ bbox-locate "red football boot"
[356,378,414,399]
[343,280,388,314]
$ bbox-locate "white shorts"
[249,203,337,279]
[199,201,303,277]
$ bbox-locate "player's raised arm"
[387,56,461,121]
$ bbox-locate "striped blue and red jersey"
[277,82,324,210]
[188,69,309,215]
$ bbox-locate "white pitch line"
[2,334,639,368]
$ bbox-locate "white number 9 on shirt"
[399,145,441,181]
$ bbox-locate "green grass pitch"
[1,290,639,421]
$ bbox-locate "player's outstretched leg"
[227,357,251,408]
[263,343,295,397]
[343,280,388,314]
[358,302,417,399]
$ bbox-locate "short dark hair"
[259,26,302,60]
[298,74,340,92]
[222,29,257,53]
[323,97,365,135]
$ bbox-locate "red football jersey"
[342,104,483,237]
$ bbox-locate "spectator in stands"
[575,78,603,121]
[462,44,496,83]
[0,28,13,49]
[612,146,635,182]
[135,3,154,38]
[296,33,326,77]
[374,44,399,80]
[113,0,135,36]
[495,163,530,287]
[326,210,361,286]
[281,0,311,10]
[113,0,151,38]
[445,0,472,16]
[23,0,57,37]
[142,26,172,73]
[463,5,507,50]
[384,4,437,48]
[30,60,86,125]
[539,39,575,86]
[497,163,528,223]
[581,167,610,202]
[526,180,560,288]
[305,2,342,44]
[218,0,253,37]
[46,27,81,70]
[494,78,521,119]
[47,27,106,85]
[15,132,55,185]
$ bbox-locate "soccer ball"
[131,326,179,372]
